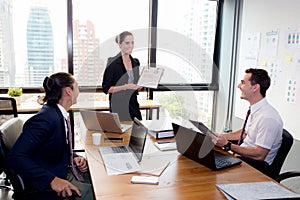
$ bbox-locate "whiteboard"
[235,0,300,140]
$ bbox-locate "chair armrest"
[275,171,300,183]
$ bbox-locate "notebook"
[80,110,132,133]
[172,122,242,170]
[98,118,148,176]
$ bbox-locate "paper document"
[154,141,177,151]
[216,181,300,200]
[138,155,170,176]
[137,67,164,88]
[101,153,141,176]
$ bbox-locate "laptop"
[98,118,148,175]
[189,119,218,137]
[172,122,242,170]
[80,110,132,133]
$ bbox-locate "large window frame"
[0,0,222,148]
[0,0,221,94]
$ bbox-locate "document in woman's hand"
[137,67,164,88]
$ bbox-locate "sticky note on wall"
[285,53,292,62]
[286,79,297,103]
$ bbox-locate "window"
[157,0,218,84]
[1,0,67,87]
[72,0,149,87]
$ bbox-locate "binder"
[148,130,174,139]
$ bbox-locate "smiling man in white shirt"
[215,68,283,175]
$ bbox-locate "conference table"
[82,127,275,200]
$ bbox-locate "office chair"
[275,171,300,183]
[267,129,294,179]
[0,117,78,200]
[0,97,18,126]
[0,98,18,190]
[0,117,24,194]
[274,171,300,194]
[239,129,294,180]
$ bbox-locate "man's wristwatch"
[223,141,232,151]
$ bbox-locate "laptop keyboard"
[111,146,129,153]
[215,158,233,168]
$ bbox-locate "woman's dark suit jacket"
[102,52,142,121]
[7,104,70,196]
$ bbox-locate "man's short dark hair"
[245,68,270,97]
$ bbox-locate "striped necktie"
[66,117,84,182]
[238,108,251,145]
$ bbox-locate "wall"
[234,0,300,141]
[220,0,300,192]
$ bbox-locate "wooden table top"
[16,99,161,114]
[82,128,274,200]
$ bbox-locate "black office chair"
[267,129,294,179]
[239,129,294,180]
[274,171,300,195]
[275,171,300,183]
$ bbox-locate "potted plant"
[7,87,23,105]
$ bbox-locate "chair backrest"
[0,117,25,195]
[0,117,64,199]
[0,117,23,151]
[268,129,294,178]
[0,97,18,126]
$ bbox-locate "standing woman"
[102,31,142,121]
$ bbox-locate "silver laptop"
[98,118,148,175]
[172,122,242,170]
[80,110,132,133]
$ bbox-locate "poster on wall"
[285,79,297,103]
[285,28,300,49]
[262,30,279,57]
[266,60,282,86]
[241,32,260,67]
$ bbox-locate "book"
[137,67,164,89]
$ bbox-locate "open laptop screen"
[129,118,148,162]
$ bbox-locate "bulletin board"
[235,0,300,140]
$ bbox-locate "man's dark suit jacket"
[7,104,70,193]
[102,52,142,121]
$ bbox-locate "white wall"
[216,0,300,190]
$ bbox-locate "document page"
[216,181,300,200]
[137,67,164,88]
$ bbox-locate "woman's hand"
[125,83,142,90]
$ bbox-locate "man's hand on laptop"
[207,131,220,144]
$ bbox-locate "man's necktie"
[66,117,84,182]
[238,108,251,145]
